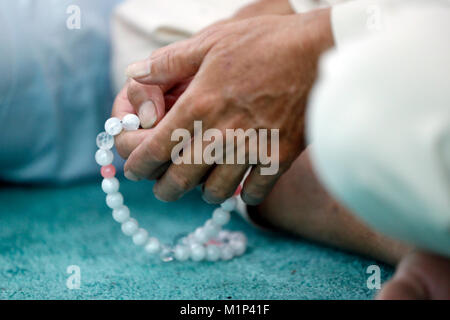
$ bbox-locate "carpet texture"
[0,179,393,299]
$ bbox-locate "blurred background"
[0,0,122,184]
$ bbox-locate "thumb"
[125,39,206,87]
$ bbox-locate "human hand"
[377,250,450,299]
[112,0,292,157]
[116,9,333,205]
[113,0,294,120]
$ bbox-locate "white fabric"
[111,0,255,92]
[330,0,450,46]
[308,5,450,256]
[289,0,347,13]
[111,0,350,93]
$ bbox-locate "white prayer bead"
[97,118,247,263]
[145,237,161,254]
[190,244,206,261]
[122,114,140,131]
[218,230,231,240]
[180,237,190,246]
[174,245,190,261]
[180,234,194,246]
[230,239,246,256]
[220,198,237,212]
[105,117,123,136]
[160,245,174,262]
[206,245,221,262]
[220,245,234,261]
[96,132,114,150]
[231,232,247,245]
[121,218,139,236]
[95,149,114,166]
[112,205,130,223]
[204,220,220,238]
[102,177,120,194]
[106,192,124,209]
[212,208,230,226]
[194,227,209,244]
[132,228,148,246]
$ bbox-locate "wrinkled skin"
[113,9,333,205]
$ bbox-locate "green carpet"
[0,179,393,299]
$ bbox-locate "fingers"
[241,165,285,206]
[123,83,201,180]
[164,77,193,110]
[203,164,249,204]
[111,84,147,159]
[114,129,150,161]
[148,117,219,202]
[125,36,211,87]
[111,82,135,120]
[111,81,163,160]
[377,251,450,300]
[152,134,212,201]
[114,77,189,160]
[127,80,165,129]
[153,162,211,202]
[376,278,427,300]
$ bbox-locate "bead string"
[95,114,247,262]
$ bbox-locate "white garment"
[111,0,255,92]
[308,4,450,256]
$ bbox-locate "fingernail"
[153,185,169,203]
[202,189,221,205]
[126,59,151,78]
[201,193,212,204]
[138,101,157,129]
[240,191,263,206]
[125,170,141,182]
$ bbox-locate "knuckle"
[161,50,175,74]
[196,24,222,46]
[127,85,147,108]
[190,93,216,119]
[143,138,167,164]
[127,81,142,101]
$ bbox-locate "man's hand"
[112,0,295,179]
[115,9,333,205]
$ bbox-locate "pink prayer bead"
[101,164,116,178]
[207,239,221,246]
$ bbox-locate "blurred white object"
[111,0,255,93]
[289,0,348,13]
[308,5,450,257]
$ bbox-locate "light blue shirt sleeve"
[0,0,123,184]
